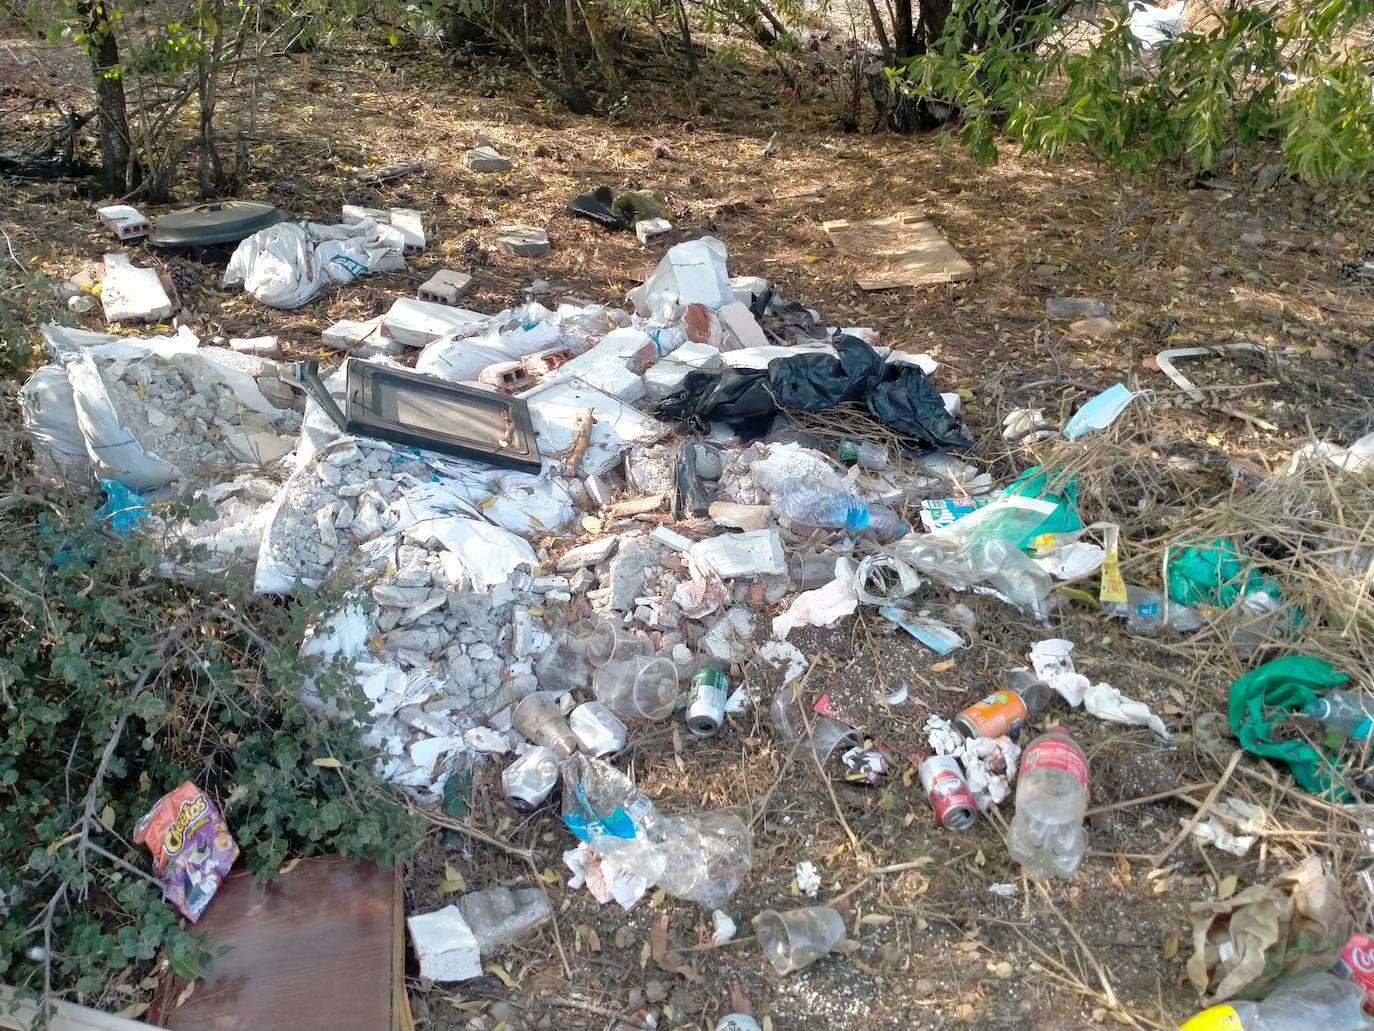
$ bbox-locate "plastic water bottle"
[1007,729,1088,880]
[1116,585,1204,637]
[1180,972,1373,1031]
[771,482,906,539]
[837,437,890,470]
[1304,690,1374,739]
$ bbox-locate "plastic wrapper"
[133,781,238,922]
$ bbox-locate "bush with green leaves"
[901,0,1374,182]
[0,493,424,1005]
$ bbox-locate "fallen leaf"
[243,903,264,918]
[762,1017,773,1031]
[860,913,893,926]
[650,918,669,964]
[615,926,631,950]
[854,959,881,976]
[676,963,702,984]
[991,961,1014,979]
[930,660,956,673]
[437,879,464,893]
[100,803,115,830]
[834,938,862,955]
[729,984,752,1014]
[644,979,669,1003]
[539,866,560,884]
[278,857,301,876]
[486,963,520,989]
[1115,853,1132,884]
[117,1002,149,1020]
[582,516,603,534]
[974,849,985,867]
[312,757,343,768]
[1163,931,1180,960]
[1217,874,1238,900]
[584,926,601,952]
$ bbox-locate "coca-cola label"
[1334,932,1374,1013]
[957,691,1028,738]
[919,755,977,828]
[1020,735,1088,789]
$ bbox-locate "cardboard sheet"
[822,211,974,290]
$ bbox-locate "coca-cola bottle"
[1007,728,1088,880]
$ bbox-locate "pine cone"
[162,257,198,296]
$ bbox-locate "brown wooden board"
[150,856,411,1031]
[822,211,975,290]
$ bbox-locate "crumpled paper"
[1084,681,1172,741]
[772,575,858,640]
[924,715,1021,810]
[1187,855,1353,1002]
[1029,639,1091,706]
[673,574,727,619]
[1189,796,1266,857]
[563,843,652,910]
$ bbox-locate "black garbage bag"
[566,185,624,229]
[768,334,886,410]
[670,441,721,518]
[655,367,777,439]
[867,364,972,450]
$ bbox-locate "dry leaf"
[278,857,301,876]
[312,757,343,768]
[582,516,603,534]
[834,938,862,955]
[676,963,702,984]
[854,959,881,977]
[117,1002,150,1020]
[584,926,601,952]
[930,659,956,673]
[644,979,669,1003]
[991,961,1013,979]
[639,941,650,969]
[729,984,752,1015]
[1162,931,1180,960]
[762,1018,773,1031]
[539,866,560,884]
[615,926,631,950]
[860,913,894,926]
[100,803,115,830]
[974,849,985,867]
[444,862,466,891]
[243,903,264,918]
[174,981,195,1009]
[486,963,520,989]
[650,917,669,964]
[1217,873,1239,900]
[1115,853,1133,883]
[437,879,464,893]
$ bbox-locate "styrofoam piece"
[520,377,666,479]
[635,218,673,244]
[941,391,961,417]
[323,316,386,351]
[539,327,654,402]
[689,529,786,579]
[717,301,769,349]
[382,297,487,347]
[417,269,473,306]
[97,204,150,241]
[341,204,425,253]
[100,254,172,323]
[455,886,552,956]
[407,905,482,981]
[730,275,769,307]
[229,335,280,356]
[720,343,837,369]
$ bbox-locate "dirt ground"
[4,18,1374,1031]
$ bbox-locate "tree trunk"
[893,0,916,59]
[81,0,136,196]
[917,0,954,51]
[577,0,619,93]
[196,0,228,197]
[674,0,700,87]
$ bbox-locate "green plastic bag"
[1004,466,1083,550]
[1227,655,1349,797]
[1168,537,1282,609]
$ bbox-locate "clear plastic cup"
[754,906,847,975]
[512,692,578,758]
[769,688,858,760]
[586,616,654,668]
[593,655,681,719]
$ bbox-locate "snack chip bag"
[133,781,238,922]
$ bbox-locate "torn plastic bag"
[866,363,972,450]
[656,367,777,438]
[223,219,407,309]
[767,334,885,410]
[567,186,623,230]
[671,440,721,518]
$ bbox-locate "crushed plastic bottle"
[837,437,890,470]
[1007,728,1088,880]
[1304,689,1374,740]
[753,445,906,539]
[1113,584,1205,637]
[1180,972,1374,1031]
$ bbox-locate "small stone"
[916,978,936,995]
[495,225,550,257]
[1032,263,1059,275]
[1045,297,1109,320]
[556,536,619,572]
[1310,343,1340,361]
[464,146,512,172]
[469,643,495,661]
[147,409,170,428]
[1240,230,1266,247]
[1068,316,1118,340]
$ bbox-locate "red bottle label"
[1334,932,1374,1013]
[1021,735,1088,789]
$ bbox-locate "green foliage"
[0,497,424,1004]
[901,0,1374,183]
[0,260,63,381]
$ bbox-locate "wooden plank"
[151,856,409,1031]
[822,210,974,290]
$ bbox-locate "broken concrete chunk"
[689,529,786,579]
[229,336,280,357]
[455,886,552,956]
[555,536,619,572]
[604,536,662,611]
[495,225,550,258]
[708,501,772,531]
[407,905,482,982]
[650,526,693,552]
[643,340,722,401]
[224,430,293,465]
[701,607,757,663]
[417,269,474,306]
[97,204,150,241]
[101,254,173,323]
[1045,297,1110,320]
[717,301,770,350]
[323,317,386,351]
[464,146,513,172]
[540,327,654,402]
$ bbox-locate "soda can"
[954,689,1028,739]
[685,667,729,737]
[918,754,978,831]
[1333,932,1374,1013]
[501,746,560,812]
[568,700,627,757]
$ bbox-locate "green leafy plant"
[0,494,424,1007]
[902,0,1374,182]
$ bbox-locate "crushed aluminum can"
[501,746,560,812]
[918,753,978,831]
[684,667,729,738]
[567,701,627,757]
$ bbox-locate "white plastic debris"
[759,640,808,685]
[772,573,858,640]
[1284,431,1374,478]
[925,715,1020,811]
[712,909,738,944]
[341,204,426,253]
[1084,681,1171,740]
[628,236,734,318]
[407,905,482,981]
[223,219,407,309]
[794,860,821,898]
[989,883,1020,898]
[564,843,651,910]
[1002,407,1055,443]
[101,254,173,323]
[1128,0,1186,49]
[1189,797,1265,856]
[1034,540,1106,580]
[1062,383,1138,439]
[384,297,488,348]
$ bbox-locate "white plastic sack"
[223,219,407,309]
[628,236,733,318]
[1128,0,1186,49]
